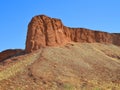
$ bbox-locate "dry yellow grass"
[0,43,120,90]
[0,49,42,81]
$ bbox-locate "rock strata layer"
[0,49,23,61]
[25,15,120,53]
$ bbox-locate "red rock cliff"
[25,15,120,53]
[0,49,23,61]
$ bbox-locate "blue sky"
[0,0,120,51]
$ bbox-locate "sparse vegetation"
[0,50,41,81]
[0,43,120,90]
[63,83,76,90]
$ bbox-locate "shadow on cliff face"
[112,33,120,46]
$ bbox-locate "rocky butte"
[25,15,120,53]
[0,15,120,89]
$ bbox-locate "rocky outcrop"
[25,15,69,53]
[0,49,24,61]
[112,33,120,46]
[25,15,120,53]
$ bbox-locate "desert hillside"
[0,15,120,90]
[0,43,120,90]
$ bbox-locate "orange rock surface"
[0,49,23,61]
[25,15,120,53]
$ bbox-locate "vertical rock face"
[112,33,120,45]
[25,15,120,53]
[25,15,70,53]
